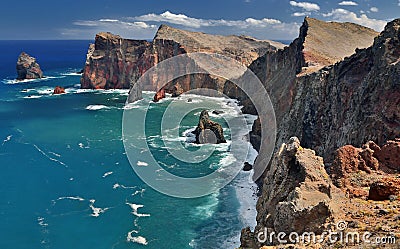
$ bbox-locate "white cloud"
[64,19,158,39]
[289,1,320,11]
[65,11,300,40]
[133,11,281,28]
[370,7,379,12]
[323,8,386,31]
[338,1,358,6]
[292,12,310,17]
[398,0,400,6]
[74,19,156,29]
[135,11,205,28]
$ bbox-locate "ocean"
[0,40,258,249]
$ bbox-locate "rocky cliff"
[241,18,400,249]
[80,18,400,248]
[81,25,283,104]
[249,18,399,171]
[81,32,155,90]
[241,137,400,249]
[16,52,43,80]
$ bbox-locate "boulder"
[243,162,253,171]
[53,86,65,94]
[369,178,400,201]
[212,110,224,115]
[193,110,226,144]
[16,52,43,80]
[153,88,165,102]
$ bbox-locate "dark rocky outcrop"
[153,88,165,102]
[16,52,43,80]
[193,110,226,144]
[243,162,253,171]
[53,86,65,94]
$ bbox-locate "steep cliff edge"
[80,32,155,90]
[300,18,378,73]
[268,18,399,163]
[242,18,399,249]
[80,25,282,95]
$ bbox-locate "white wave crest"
[102,171,113,178]
[86,105,109,110]
[89,199,109,217]
[137,161,148,167]
[127,230,148,245]
[126,203,150,217]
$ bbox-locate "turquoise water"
[0,41,258,249]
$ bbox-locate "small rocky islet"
[16,52,43,80]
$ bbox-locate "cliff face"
[266,18,399,163]
[81,32,155,89]
[242,18,400,249]
[81,25,282,97]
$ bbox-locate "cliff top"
[154,24,286,63]
[300,17,379,73]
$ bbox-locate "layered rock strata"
[81,25,284,104]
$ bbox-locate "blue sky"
[0,0,399,40]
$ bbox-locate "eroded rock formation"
[241,138,400,248]
[193,110,226,144]
[81,25,284,105]
[53,86,65,94]
[16,52,43,80]
[329,139,400,199]
[241,137,343,248]
[252,18,399,175]
[153,88,165,102]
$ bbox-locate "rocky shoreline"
[80,17,400,248]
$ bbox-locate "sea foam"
[86,105,109,110]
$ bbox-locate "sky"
[0,0,399,41]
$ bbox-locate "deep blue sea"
[0,40,258,249]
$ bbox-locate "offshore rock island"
[80,17,400,248]
[16,52,43,80]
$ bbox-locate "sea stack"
[53,86,65,94]
[153,88,165,102]
[16,52,43,80]
[193,110,226,144]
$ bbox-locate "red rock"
[331,145,370,186]
[369,177,400,201]
[53,86,65,94]
[374,139,400,171]
[153,88,165,102]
